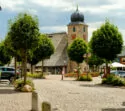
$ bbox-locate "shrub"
[14,79,34,92]
[112,77,125,86]
[89,72,100,77]
[27,73,45,79]
[102,74,125,86]
[78,74,92,81]
[65,72,99,78]
[64,73,76,77]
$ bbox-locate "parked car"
[0,66,20,82]
[110,70,125,78]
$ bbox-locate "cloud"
[0,0,125,45]
[1,0,25,11]
[30,0,72,11]
[40,25,67,34]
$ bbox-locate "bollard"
[42,101,51,111]
[32,91,38,111]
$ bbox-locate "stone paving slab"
[34,75,125,111]
[0,81,32,111]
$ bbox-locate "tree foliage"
[0,41,11,65]
[68,38,88,64]
[88,54,104,67]
[67,38,88,79]
[34,34,55,61]
[8,13,40,50]
[7,13,40,84]
[90,20,123,61]
[32,34,54,76]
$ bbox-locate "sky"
[0,0,125,43]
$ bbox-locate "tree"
[90,20,123,76]
[0,41,11,65]
[7,13,40,84]
[33,34,54,77]
[4,35,21,79]
[88,54,104,72]
[67,38,88,79]
[27,50,40,74]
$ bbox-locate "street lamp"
[61,60,66,80]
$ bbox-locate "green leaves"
[90,20,123,61]
[68,38,88,63]
[8,13,40,50]
[0,41,11,65]
[29,34,55,63]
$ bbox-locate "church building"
[35,7,88,74]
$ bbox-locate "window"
[83,26,86,32]
[73,27,76,32]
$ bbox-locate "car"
[110,70,125,78]
[0,66,20,82]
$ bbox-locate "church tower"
[67,7,88,72]
[67,6,88,44]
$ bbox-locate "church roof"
[36,32,68,67]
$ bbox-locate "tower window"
[83,26,86,32]
[73,27,76,32]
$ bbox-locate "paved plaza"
[0,80,31,111]
[34,75,125,111]
[0,76,125,111]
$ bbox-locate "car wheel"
[9,77,15,84]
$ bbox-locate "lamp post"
[61,60,66,80]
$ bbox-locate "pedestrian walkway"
[34,75,125,111]
[0,80,31,111]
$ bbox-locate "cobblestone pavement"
[0,80,31,111]
[34,75,125,111]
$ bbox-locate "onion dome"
[71,6,84,22]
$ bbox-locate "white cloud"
[31,0,72,10]
[1,0,25,11]
[88,21,103,41]
[40,25,67,33]
[0,0,125,44]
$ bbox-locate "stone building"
[35,7,88,74]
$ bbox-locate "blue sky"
[0,0,125,43]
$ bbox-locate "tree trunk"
[104,61,108,78]
[41,60,44,78]
[14,57,17,80]
[77,63,80,80]
[31,64,33,74]
[21,50,27,85]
